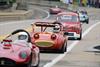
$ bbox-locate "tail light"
[3,40,12,42]
[3,39,12,49]
[34,33,39,39]
[51,34,57,40]
[3,44,12,49]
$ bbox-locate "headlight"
[19,52,27,59]
[51,34,57,40]
[34,33,39,39]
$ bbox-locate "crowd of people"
[62,0,100,8]
[81,0,100,8]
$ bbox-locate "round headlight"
[19,52,27,59]
[51,34,57,40]
[34,33,39,39]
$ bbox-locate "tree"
[0,0,16,9]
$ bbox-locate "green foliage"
[9,0,16,3]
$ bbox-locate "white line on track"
[43,21,100,67]
[40,8,50,20]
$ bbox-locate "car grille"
[36,41,53,47]
[0,58,16,66]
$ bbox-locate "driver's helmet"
[18,32,28,41]
[53,24,60,33]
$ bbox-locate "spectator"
[82,0,87,7]
[95,0,99,8]
[69,0,73,4]
[87,0,91,7]
[99,0,100,8]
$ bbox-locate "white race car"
[78,11,89,24]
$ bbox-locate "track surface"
[0,5,100,67]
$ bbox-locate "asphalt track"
[0,6,100,67]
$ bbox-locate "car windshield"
[57,15,79,22]
[34,26,54,32]
[3,33,28,47]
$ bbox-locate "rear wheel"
[59,40,67,53]
[86,19,89,24]
[77,31,82,40]
[33,53,40,67]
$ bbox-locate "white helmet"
[18,32,28,41]
[53,24,60,33]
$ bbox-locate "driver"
[53,24,60,33]
[18,32,28,41]
[14,32,32,48]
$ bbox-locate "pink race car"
[0,29,40,67]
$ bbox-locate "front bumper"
[64,32,80,39]
[35,40,54,48]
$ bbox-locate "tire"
[64,40,67,52]
[27,63,32,67]
[77,31,82,40]
[59,40,67,53]
[23,59,32,67]
[33,54,40,67]
[86,19,89,24]
[26,55,32,67]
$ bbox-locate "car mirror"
[63,27,67,31]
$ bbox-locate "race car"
[49,6,63,14]
[0,29,40,67]
[31,21,67,53]
[57,12,82,40]
[78,10,89,24]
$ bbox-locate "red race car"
[31,21,67,53]
[0,29,40,67]
[57,12,82,40]
[49,6,63,14]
